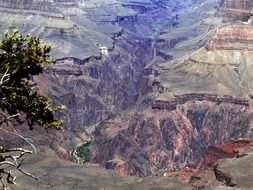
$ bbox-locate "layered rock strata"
[218,0,253,22]
[1,0,253,188]
[30,0,217,155]
[0,0,135,58]
[155,24,253,97]
[90,0,253,179]
[90,97,253,176]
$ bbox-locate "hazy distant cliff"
[1,0,253,189]
[90,0,253,179]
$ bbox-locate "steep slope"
[0,0,134,58]
[91,95,253,176]
[218,0,253,21]
[9,146,190,190]
[90,0,253,179]
[1,0,253,188]
[29,0,219,154]
[155,24,253,97]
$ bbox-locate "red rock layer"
[218,0,253,21]
[197,139,253,168]
[91,97,253,177]
[207,25,253,51]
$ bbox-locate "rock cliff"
[91,95,253,176]
[90,0,253,181]
[218,0,253,21]
[1,0,253,189]
[30,0,218,154]
[0,0,135,58]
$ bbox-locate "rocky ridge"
[30,0,216,156]
[90,0,253,187]
[0,0,135,58]
[91,96,253,177]
[1,0,253,189]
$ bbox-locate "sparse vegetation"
[0,31,63,189]
[73,141,91,164]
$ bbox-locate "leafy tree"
[0,32,63,189]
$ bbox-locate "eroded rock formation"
[91,97,253,176]
[218,0,253,21]
[0,0,135,58]
[90,0,253,182]
[1,0,253,189]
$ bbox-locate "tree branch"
[0,161,40,180]
[0,128,37,153]
[0,148,49,187]
[0,68,10,86]
[0,175,7,190]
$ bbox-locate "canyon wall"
[30,0,217,154]
[90,0,253,179]
[1,0,253,188]
[91,96,253,176]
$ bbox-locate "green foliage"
[0,31,63,129]
[74,141,91,164]
[0,155,5,162]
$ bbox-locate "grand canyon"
[0,0,253,189]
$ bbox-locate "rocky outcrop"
[198,139,253,168]
[154,24,253,97]
[0,0,135,58]
[207,25,253,51]
[188,145,253,189]
[10,146,190,190]
[30,0,213,155]
[152,93,249,111]
[152,0,253,97]
[213,147,253,188]
[218,0,253,22]
[37,0,253,180]
[90,98,253,176]
[213,165,236,187]
[48,0,252,180]
[2,0,253,188]
[8,146,253,189]
[31,31,155,154]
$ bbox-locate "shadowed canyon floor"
[1,0,253,189]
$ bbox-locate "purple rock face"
[2,1,253,188]
[31,0,204,152]
[21,0,253,176]
[90,97,253,176]
[89,0,253,178]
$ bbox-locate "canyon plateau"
[0,0,253,189]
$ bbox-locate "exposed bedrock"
[30,0,253,177]
[155,24,253,98]
[33,35,154,153]
[76,0,253,178]
[32,0,217,154]
[213,147,253,188]
[9,146,191,190]
[218,0,253,22]
[198,139,253,168]
[90,0,253,179]
[2,0,253,185]
[90,97,253,176]
[0,0,136,58]
[47,37,153,125]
